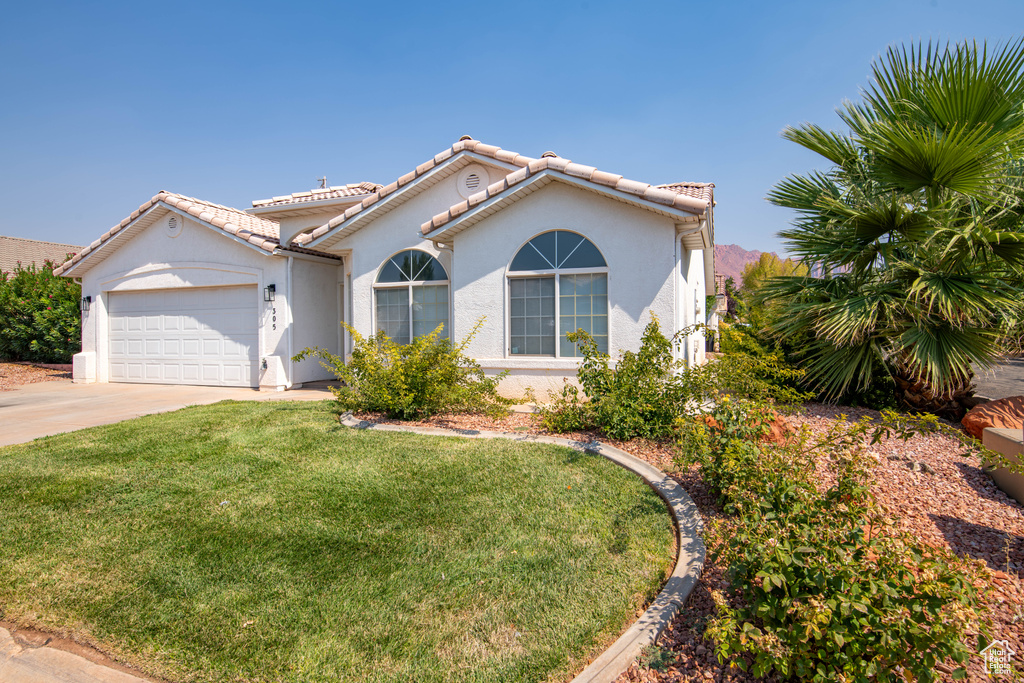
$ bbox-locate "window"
[507,230,608,357]
[374,250,449,344]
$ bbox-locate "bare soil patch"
[0,362,72,391]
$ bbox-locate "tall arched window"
[507,230,608,357]
[374,250,449,344]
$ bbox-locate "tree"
[761,39,1024,419]
[740,253,809,293]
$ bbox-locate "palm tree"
[761,39,1024,419]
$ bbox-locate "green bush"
[682,400,992,681]
[543,318,809,441]
[556,318,693,440]
[540,381,595,434]
[293,319,511,420]
[0,259,80,363]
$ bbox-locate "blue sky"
[2,0,1022,254]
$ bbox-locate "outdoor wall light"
[81,295,91,312]
[264,284,276,302]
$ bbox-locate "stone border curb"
[338,412,705,683]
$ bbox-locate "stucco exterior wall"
[290,257,343,383]
[74,209,289,388]
[446,182,682,399]
[325,162,509,342]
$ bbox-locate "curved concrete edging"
[338,412,706,683]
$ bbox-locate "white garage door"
[108,286,258,387]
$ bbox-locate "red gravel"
[356,404,1022,681]
[0,362,72,391]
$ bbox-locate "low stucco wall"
[982,427,1024,505]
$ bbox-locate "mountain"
[714,244,777,284]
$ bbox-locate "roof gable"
[295,139,535,250]
[55,192,285,277]
[420,155,715,242]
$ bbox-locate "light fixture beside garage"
[80,295,91,312]
[264,284,276,302]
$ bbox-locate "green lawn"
[0,401,674,682]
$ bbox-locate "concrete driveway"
[0,380,337,447]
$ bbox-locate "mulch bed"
[0,362,72,391]
[355,404,1023,682]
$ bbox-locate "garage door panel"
[109,286,258,387]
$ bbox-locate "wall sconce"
[81,295,91,312]
[263,284,276,302]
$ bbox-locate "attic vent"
[456,164,489,199]
[166,215,182,238]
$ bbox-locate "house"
[56,138,716,398]
[1,235,82,275]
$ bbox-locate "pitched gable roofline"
[421,155,713,239]
[295,138,536,248]
[55,191,284,277]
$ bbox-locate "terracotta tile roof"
[55,191,287,276]
[295,139,536,246]
[421,154,713,237]
[0,236,82,275]
[251,182,383,208]
[657,182,715,206]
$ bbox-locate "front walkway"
[0,380,336,447]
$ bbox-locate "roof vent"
[456,164,489,199]
[167,214,182,238]
[459,135,473,141]
[541,151,558,158]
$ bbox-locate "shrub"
[683,400,993,681]
[293,318,511,420]
[0,259,81,363]
[545,318,809,441]
[558,318,694,440]
[714,322,810,405]
[540,381,595,434]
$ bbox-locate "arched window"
[374,250,449,344]
[507,230,608,357]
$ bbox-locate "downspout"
[432,240,453,337]
[287,255,295,389]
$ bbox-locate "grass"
[0,400,674,682]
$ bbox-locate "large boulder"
[961,396,1024,439]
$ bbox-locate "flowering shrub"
[0,259,80,363]
[293,318,511,420]
[683,400,992,681]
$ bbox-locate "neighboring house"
[0,235,82,275]
[56,138,716,397]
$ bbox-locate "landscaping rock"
[961,395,1024,439]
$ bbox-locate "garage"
[108,285,259,387]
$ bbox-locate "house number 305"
[272,307,277,331]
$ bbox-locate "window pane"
[375,288,410,344]
[377,259,405,283]
[509,276,555,356]
[559,274,608,357]
[561,236,606,268]
[377,250,448,284]
[555,231,584,267]
[411,284,448,340]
